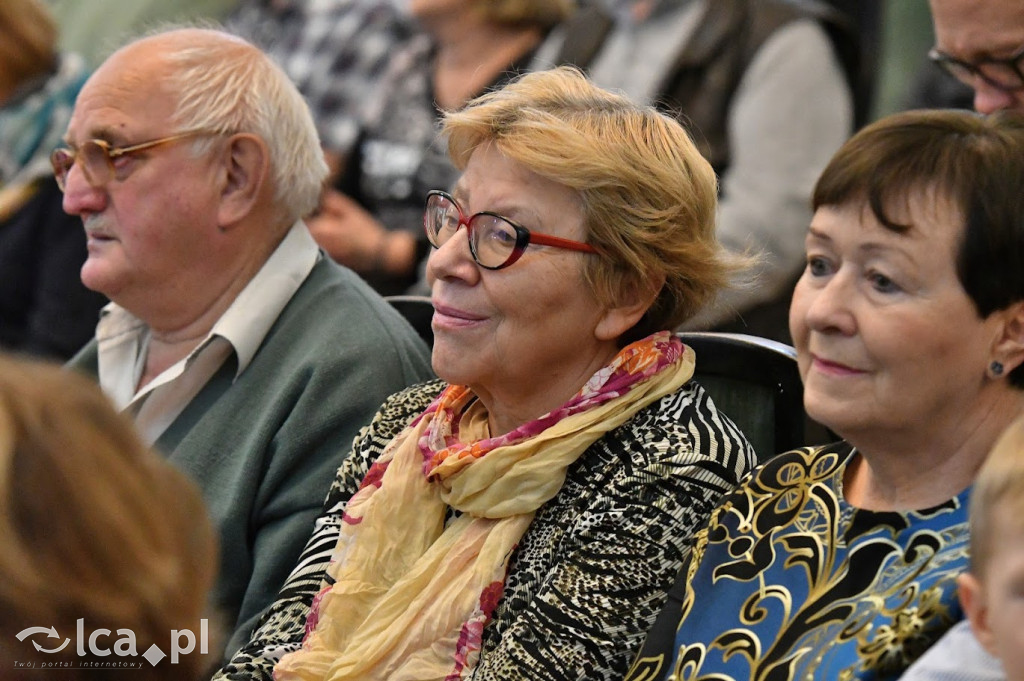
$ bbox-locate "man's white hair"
[154,28,327,224]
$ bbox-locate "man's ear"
[217,133,269,229]
[990,301,1024,377]
[594,273,665,342]
[957,572,999,657]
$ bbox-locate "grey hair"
[155,28,327,223]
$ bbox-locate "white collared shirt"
[96,221,321,444]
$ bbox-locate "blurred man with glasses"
[928,0,1024,114]
[60,27,433,661]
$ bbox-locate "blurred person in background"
[225,0,416,183]
[308,0,575,296]
[927,0,1024,115]
[0,0,107,359]
[540,0,857,343]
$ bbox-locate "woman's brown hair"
[0,355,218,679]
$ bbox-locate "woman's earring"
[990,360,1005,377]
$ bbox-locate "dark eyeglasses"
[928,44,1024,92]
[50,130,217,192]
[423,190,597,270]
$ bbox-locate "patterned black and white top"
[214,378,755,681]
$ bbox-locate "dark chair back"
[386,295,434,348]
[679,331,831,462]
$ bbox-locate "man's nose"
[60,164,107,216]
[972,80,1019,114]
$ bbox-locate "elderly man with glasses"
[59,27,434,661]
[899,5,1024,680]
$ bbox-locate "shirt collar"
[213,220,320,374]
[97,220,320,380]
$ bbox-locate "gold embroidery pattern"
[665,445,968,681]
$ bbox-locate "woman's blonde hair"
[470,0,574,28]
[443,66,741,343]
[0,0,58,92]
[0,355,218,679]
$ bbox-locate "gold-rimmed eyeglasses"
[50,130,219,192]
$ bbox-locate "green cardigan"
[68,258,434,659]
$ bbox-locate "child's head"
[959,413,1024,680]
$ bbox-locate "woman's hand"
[308,189,416,276]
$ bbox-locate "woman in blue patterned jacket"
[627,109,1024,681]
[215,66,756,681]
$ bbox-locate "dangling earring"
[990,360,1005,377]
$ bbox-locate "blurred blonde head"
[967,414,1024,576]
[958,412,1024,678]
[443,66,740,343]
[0,355,218,679]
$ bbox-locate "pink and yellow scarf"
[274,331,695,681]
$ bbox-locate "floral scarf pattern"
[274,331,695,680]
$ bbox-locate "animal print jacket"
[215,378,755,680]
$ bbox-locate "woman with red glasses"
[217,66,755,681]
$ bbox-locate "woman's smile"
[431,300,487,329]
[810,354,867,377]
